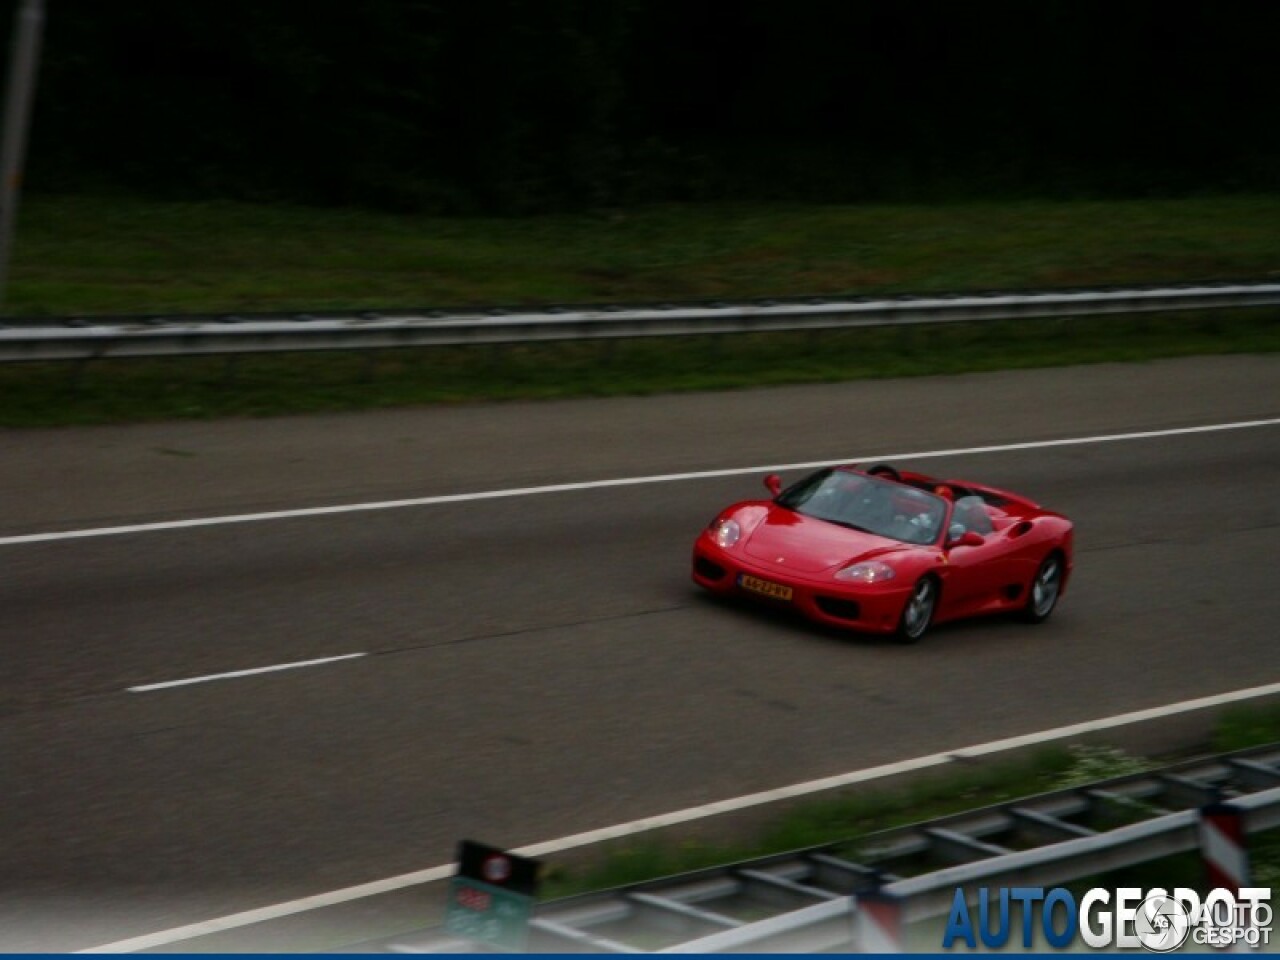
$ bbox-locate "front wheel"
[895,577,937,643]
[1022,553,1064,623]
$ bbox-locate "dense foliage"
[20,1,1280,212]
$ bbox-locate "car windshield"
[776,469,946,545]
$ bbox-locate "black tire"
[895,576,937,643]
[1022,552,1064,623]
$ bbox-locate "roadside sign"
[443,841,541,951]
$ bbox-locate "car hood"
[743,507,907,574]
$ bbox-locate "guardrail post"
[854,888,904,953]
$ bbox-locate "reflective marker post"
[1201,801,1251,893]
[855,888,904,953]
[1200,801,1254,953]
[0,0,44,309]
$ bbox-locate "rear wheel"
[895,577,937,643]
[1022,552,1064,623]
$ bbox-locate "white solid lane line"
[8,417,1280,548]
[80,678,1280,953]
[125,653,367,693]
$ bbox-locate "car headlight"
[712,518,741,548]
[835,560,896,583]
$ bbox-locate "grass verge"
[3,308,1278,427]
[539,747,1075,899]
[539,708,1280,900]
[1215,702,1280,753]
[9,194,1280,317]
[6,193,1279,427]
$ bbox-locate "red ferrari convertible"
[692,463,1073,642]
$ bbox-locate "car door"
[936,497,1021,618]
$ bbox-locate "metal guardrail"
[2,282,1279,362]
[370,744,1280,954]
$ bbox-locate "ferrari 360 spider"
[691,463,1073,642]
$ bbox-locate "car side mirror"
[764,473,782,497]
[948,528,985,548]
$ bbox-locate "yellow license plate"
[738,574,793,601]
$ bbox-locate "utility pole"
[0,0,45,311]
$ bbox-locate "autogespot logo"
[1132,893,1191,953]
[942,886,1273,952]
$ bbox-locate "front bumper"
[691,539,912,634]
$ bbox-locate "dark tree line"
[16,1,1280,213]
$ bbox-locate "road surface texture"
[2,355,1277,950]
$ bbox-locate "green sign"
[444,876,535,951]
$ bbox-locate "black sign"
[456,839,541,897]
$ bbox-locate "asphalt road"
[2,355,1278,951]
